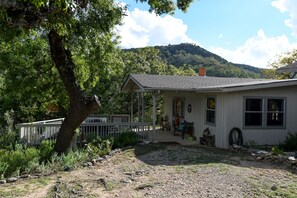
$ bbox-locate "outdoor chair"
[173,120,194,140]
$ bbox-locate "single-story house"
[122,72,297,148]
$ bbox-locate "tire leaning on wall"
[229,127,243,146]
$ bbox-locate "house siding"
[223,86,297,147]
[163,85,297,148]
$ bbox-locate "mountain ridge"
[125,43,264,78]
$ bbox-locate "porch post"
[137,92,140,123]
[141,92,145,131]
[152,92,156,141]
[131,92,134,123]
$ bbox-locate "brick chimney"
[198,67,206,77]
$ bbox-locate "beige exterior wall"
[223,86,297,147]
[163,85,297,148]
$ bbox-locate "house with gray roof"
[122,73,297,148]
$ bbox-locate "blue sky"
[117,0,297,68]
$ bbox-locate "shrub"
[0,131,17,150]
[271,146,283,155]
[0,144,40,177]
[282,132,297,151]
[39,140,55,162]
[61,150,89,171]
[0,161,8,179]
[113,131,138,149]
[87,138,112,157]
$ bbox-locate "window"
[245,98,263,126]
[267,99,284,126]
[206,97,215,124]
[244,97,285,128]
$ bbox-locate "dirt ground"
[1,143,297,198]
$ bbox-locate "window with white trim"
[206,97,215,124]
[244,97,285,128]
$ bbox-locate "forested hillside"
[126,43,263,78]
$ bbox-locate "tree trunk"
[48,29,100,154]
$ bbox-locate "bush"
[87,138,112,157]
[113,131,138,149]
[272,146,283,155]
[0,161,8,179]
[282,132,297,151]
[61,150,89,171]
[0,144,40,177]
[39,140,55,162]
[0,131,17,150]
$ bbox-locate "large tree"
[0,0,194,154]
[263,49,297,79]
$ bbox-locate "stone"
[97,157,104,162]
[121,178,132,183]
[271,185,277,191]
[288,156,296,161]
[91,159,97,165]
[20,174,30,179]
[83,163,89,167]
[256,156,263,160]
[104,155,110,160]
[7,177,18,183]
[87,162,93,166]
[0,180,6,184]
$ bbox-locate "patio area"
[148,128,198,146]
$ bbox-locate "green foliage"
[113,131,138,149]
[0,145,40,177]
[138,0,194,15]
[263,49,297,79]
[0,131,17,150]
[87,138,112,157]
[125,43,262,78]
[271,146,283,155]
[0,161,8,179]
[282,132,297,151]
[61,150,89,171]
[39,140,55,162]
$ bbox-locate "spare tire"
[229,127,243,146]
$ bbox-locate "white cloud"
[116,8,196,48]
[272,0,297,36]
[210,29,297,68]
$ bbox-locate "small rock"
[104,155,110,160]
[83,163,89,167]
[30,175,38,179]
[256,156,263,160]
[63,166,72,172]
[7,177,18,183]
[0,180,6,184]
[288,156,296,161]
[20,174,30,179]
[271,185,277,191]
[121,178,132,183]
[97,157,104,162]
[91,159,97,165]
[124,172,133,176]
[87,162,93,166]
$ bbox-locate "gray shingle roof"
[122,74,297,92]
[277,62,297,73]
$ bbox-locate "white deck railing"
[17,116,151,145]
